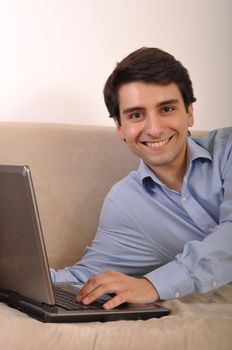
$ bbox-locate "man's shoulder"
[106,170,141,201]
[192,127,232,154]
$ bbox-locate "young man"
[50,48,232,310]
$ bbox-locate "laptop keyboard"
[53,286,103,311]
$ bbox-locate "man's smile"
[141,135,174,149]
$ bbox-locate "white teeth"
[145,138,169,148]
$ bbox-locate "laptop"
[0,164,170,323]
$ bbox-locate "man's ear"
[187,104,194,127]
[114,119,126,141]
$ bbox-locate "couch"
[0,122,231,350]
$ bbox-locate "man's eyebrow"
[122,106,144,114]
[157,99,179,107]
[157,98,180,107]
[122,99,179,114]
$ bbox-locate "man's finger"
[76,271,118,302]
[103,293,127,310]
[77,281,120,304]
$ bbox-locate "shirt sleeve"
[145,142,232,300]
[50,194,163,283]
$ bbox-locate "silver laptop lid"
[0,164,55,305]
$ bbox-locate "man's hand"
[76,270,159,310]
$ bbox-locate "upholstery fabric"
[0,286,231,350]
[0,123,138,268]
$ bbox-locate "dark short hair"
[103,47,196,124]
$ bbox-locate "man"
[50,47,232,310]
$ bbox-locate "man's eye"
[162,106,174,113]
[130,112,142,120]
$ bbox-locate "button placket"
[180,188,217,234]
[181,196,188,203]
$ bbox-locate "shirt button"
[212,281,217,288]
[181,197,188,203]
[208,227,214,233]
[174,291,180,298]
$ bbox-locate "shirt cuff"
[144,260,195,300]
[49,267,78,283]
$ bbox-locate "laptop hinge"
[8,290,21,307]
[42,303,59,313]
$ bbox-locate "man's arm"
[50,193,163,286]
[77,213,231,309]
[145,146,232,300]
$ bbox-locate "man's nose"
[144,114,165,136]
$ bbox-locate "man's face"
[116,82,194,174]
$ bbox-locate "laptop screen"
[0,165,54,305]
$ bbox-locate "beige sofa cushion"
[0,285,232,349]
[0,123,207,268]
[0,123,139,268]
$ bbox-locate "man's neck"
[153,167,185,192]
[148,152,188,193]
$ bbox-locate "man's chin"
[143,155,176,169]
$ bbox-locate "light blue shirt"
[50,127,232,300]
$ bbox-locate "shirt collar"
[138,137,212,189]
[187,136,212,162]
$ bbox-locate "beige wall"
[0,0,231,131]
